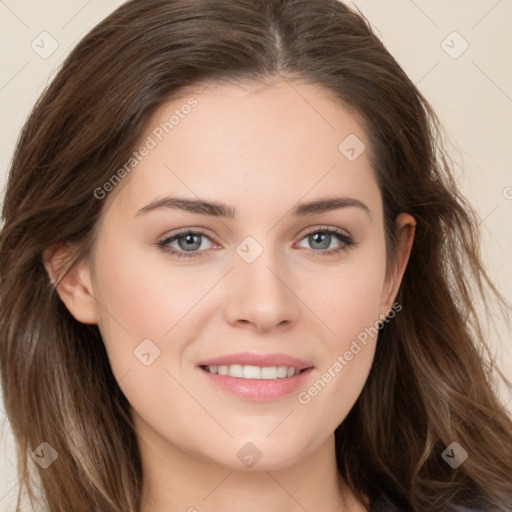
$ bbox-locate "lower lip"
[198,366,314,401]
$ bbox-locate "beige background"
[0,1,511,509]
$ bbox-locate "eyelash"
[157,227,356,259]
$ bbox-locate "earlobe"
[42,244,98,324]
[381,213,416,314]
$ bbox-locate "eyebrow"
[135,196,371,219]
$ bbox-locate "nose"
[223,243,301,333]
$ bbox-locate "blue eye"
[157,227,356,259]
[158,229,214,258]
[296,228,355,257]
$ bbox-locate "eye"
[157,226,356,259]
[295,227,356,257]
[157,229,216,259]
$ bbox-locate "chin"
[210,435,314,472]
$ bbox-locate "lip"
[196,351,315,401]
[196,351,313,370]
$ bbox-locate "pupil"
[180,234,200,251]
[311,232,330,250]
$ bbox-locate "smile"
[202,364,303,379]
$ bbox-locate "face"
[51,78,414,471]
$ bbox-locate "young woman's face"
[66,79,413,470]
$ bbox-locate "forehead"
[103,78,380,222]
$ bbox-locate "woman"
[1,0,511,510]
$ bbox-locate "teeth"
[205,364,300,379]
[261,366,276,379]
[228,364,244,378]
[243,365,261,379]
[276,366,288,378]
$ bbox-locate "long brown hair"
[1,0,511,510]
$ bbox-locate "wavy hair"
[1,0,511,510]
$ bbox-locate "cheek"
[295,287,383,443]
[311,241,388,353]
[89,242,203,437]
[330,265,385,346]
[92,232,210,332]
[89,236,189,378]
[297,241,387,424]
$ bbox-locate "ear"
[379,212,416,316]
[42,243,99,324]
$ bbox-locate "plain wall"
[0,1,511,509]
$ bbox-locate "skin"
[44,77,416,512]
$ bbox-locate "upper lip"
[197,351,313,370]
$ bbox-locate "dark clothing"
[372,493,492,511]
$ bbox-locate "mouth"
[200,364,307,379]
[196,352,314,401]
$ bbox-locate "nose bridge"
[224,232,299,331]
[235,233,288,296]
